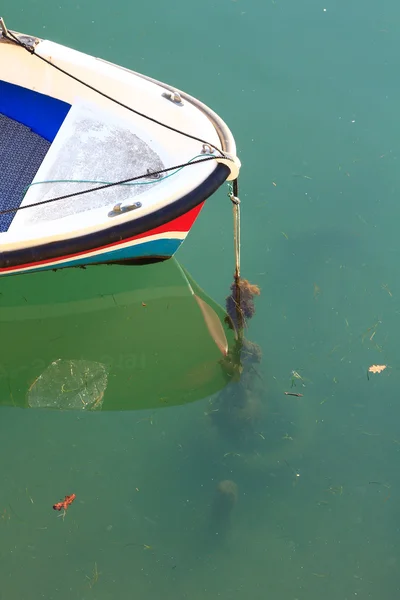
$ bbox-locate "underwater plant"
[209,480,238,537]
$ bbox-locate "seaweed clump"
[225,278,261,330]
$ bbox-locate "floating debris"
[381,283,393,297]
[53,493,76,512]
[368,364,387,374]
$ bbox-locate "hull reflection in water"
[0,260,235,411]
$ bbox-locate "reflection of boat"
[0,260,236,411]
[0,21,240,277]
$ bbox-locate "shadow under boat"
[0,259,236,411]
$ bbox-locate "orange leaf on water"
[368,364,387,374]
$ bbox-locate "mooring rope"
[228,179,244,337]
[229,179,241,281]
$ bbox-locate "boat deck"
[7,98,166,231]
[0,113,50,232]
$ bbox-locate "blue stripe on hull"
[62,238,183,267]
[4,238,183,276]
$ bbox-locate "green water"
[2,0,400,597]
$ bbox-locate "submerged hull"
[0,26,240,276]
[0,259,235,411]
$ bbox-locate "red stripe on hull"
[1,203,205,274]
[132,203,204,240]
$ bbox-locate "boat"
[0,19,241,277]
[0,259,237,411]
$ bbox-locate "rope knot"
[229,194,240,205]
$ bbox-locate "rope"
[4,30,227,157]
[229,180,241,281]
[228,179,244,337]
[21,152,216,195]
[0,156,220,216]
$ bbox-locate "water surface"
[2,0,400,597]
